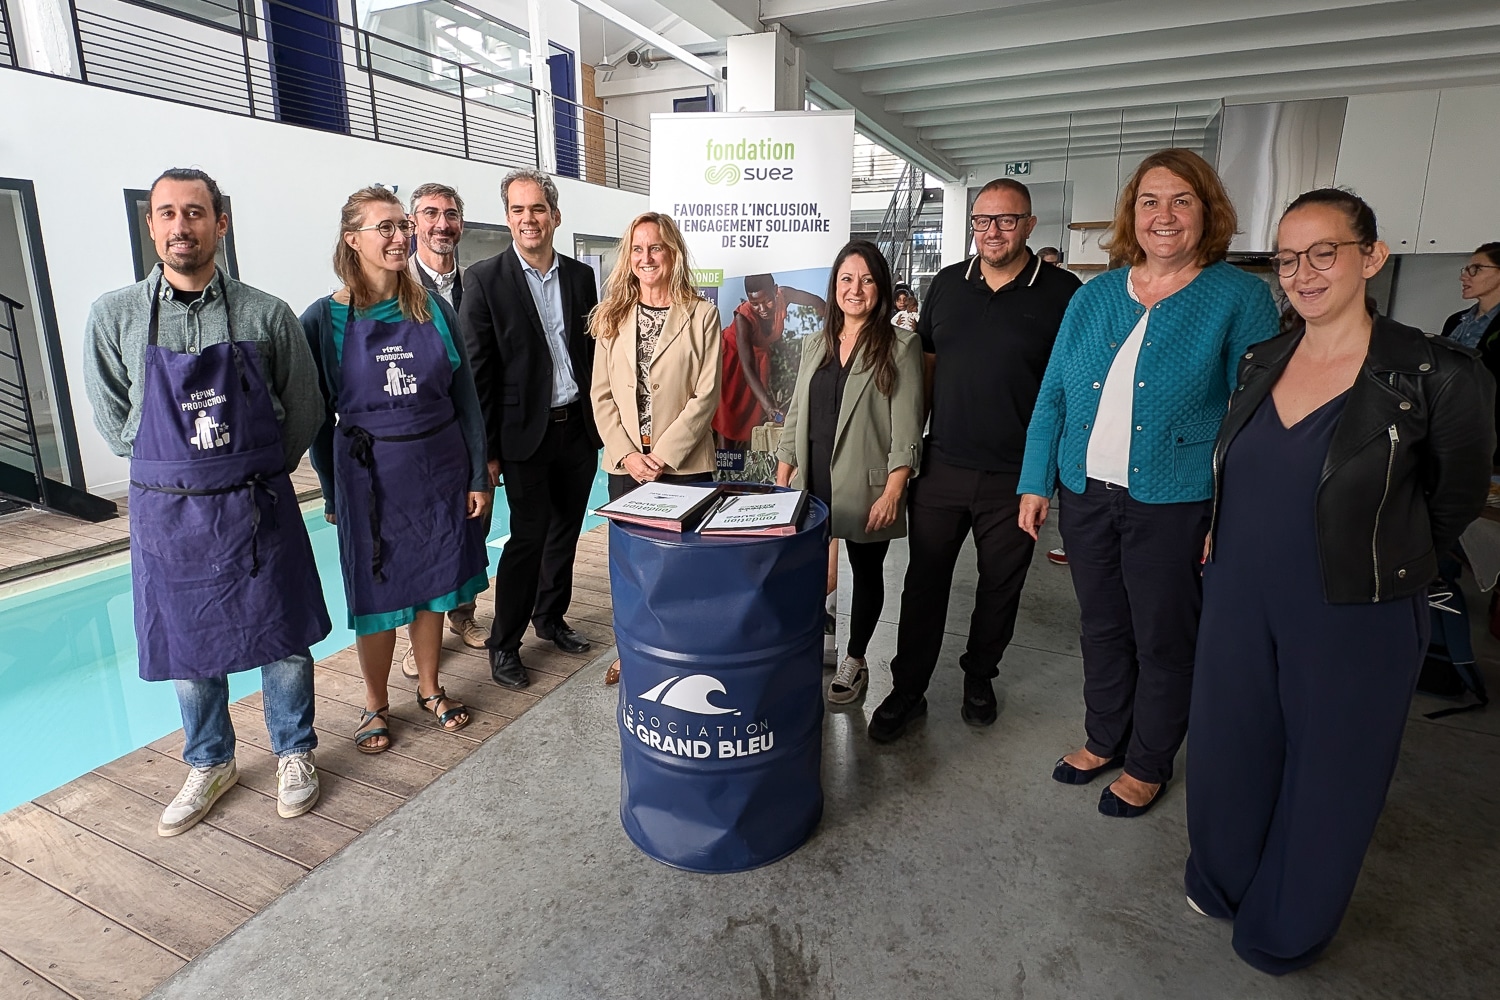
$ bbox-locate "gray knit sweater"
[83,265,324,471]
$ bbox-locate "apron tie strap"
[343,425,387,582]
[245,474,279,578]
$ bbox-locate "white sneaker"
[158,759,238,837]
[1186,895,1209,917]
[276,751,320,819]
[449,615,490,650]
[827,656,869,705]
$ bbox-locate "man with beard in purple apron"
[83,169,330,837]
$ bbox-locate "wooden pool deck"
[0,523,616,1000]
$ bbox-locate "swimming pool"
[0,472,610,814]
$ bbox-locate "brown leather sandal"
[604,659,621,685]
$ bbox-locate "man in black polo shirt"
[869,178,1080,742]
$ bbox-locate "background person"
[867,178,1081,743]
[302,186,491,752]
[460,170,601,689]
[892,282,919,332]
[1442,242,1500,462]
[1017,149,1279,818]
[84,168,330,835]
[776,240,924,704]
[712,273,827,452]
[1185,189,1494,974]
[1036,246,1062,265]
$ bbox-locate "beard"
[424,232,457,255]
[162,237,215,274]
[979,239,1026,271]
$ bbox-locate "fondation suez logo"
[623,673,776,760]
[704,138,796,185]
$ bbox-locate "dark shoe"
[1052,754,1126,785]
[867,691,928,743]
[1098,781,1167,818]
[537,622,591,654]
[960,675,998,727]
[489,648,530,689]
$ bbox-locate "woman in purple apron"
[301,186,492,752]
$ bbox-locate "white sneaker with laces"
[276,751,320,819]
[158,759,238,837]
[827,656,869,705]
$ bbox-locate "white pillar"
[941,179,971,267]
[726,29,804,112]
[528,0,557,173]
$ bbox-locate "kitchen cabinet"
[1332,90,1437,251]
[1416,86,1500,254]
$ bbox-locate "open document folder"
[594,482,722,532]
[698,490,809,537]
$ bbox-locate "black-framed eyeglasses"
[415,207,462,224]
[1271,240,1365,278]
[1461,263,1500,278]
[971,213,1028,233]
[356,219,417,239]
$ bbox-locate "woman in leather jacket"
[1183,189,1495,975]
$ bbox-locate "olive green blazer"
[776,327,924,542]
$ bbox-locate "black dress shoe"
[1052,754,1126,785]
[536,622,591,654]
[489,648,530,689]
[1098,781,1167,818]
[867,691,928,743]
[960,675,998,727]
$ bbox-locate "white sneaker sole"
[278,782,321,819]
[158,771,238,838]
[1186,895,1209,917]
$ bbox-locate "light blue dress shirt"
[1449,301,1500,350]
[515,245,580,406]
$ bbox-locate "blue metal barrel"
[611,496,829,873]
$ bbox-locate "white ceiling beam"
[593,64,719,97]
[887,30,1500,114]
[917,102,1223,142]
[934,124,1211,155]
[799,44,960,181]
[566,1,720,80]
[950,134,1213,165]
[762,0,1046,36]
[831,0,1429,71]
[858,5,1500,95]
[903,56,1500,127]
[645,0,761,37]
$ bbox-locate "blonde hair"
[333,186,431,322]
[589,213,698,339]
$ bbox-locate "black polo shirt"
[918,251,1080,473]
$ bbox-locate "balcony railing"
[0,0,649,195]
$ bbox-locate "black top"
[918,252,1080,472]
[806,344,855,504]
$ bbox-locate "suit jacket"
[409,255,463,312]
[1443,305,1500,463]
[459,247,600,463]
[591,297,721,475]
[776,328,925,543]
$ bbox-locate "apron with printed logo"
[129,278,330,681]
[332,305,486,618]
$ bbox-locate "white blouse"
[1085,277,1149,487]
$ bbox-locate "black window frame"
[125,188,241,283]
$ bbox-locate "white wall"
[1388,254,1471,333]
[0,69,646,495]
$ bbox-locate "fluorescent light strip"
[569,0,719,81]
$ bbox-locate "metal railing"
[0,0,650,195]
[875,162,925,280]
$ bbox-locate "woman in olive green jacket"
[776,241,925,704]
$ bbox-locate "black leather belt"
[550,402,582,422]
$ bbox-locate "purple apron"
[332,306,486,618]
[129,278,330,681]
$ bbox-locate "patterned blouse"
[635,303,669,443]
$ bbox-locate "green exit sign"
[1005,161,1031,176]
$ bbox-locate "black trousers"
[606,470,714,501]
[488,412,598,652]
[890,459,1035,697]
[1059,480,1211,784]
[845,539,890,659]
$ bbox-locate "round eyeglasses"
[356,219,417,239]
[1460,263,1500,278]
[1271,241,1365,278]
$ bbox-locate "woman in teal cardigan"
[1016,149,1279,818]
[776,241,925,705]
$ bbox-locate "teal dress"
[328,297,489,635]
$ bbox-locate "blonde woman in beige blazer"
[776,241,924,704]
[589,212,721,683]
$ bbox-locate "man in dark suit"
[459,170,601,688]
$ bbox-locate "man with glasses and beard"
[397,182,490,676]
[83,168,329,834]
[868,178,1081,743]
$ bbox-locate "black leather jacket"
[1208,315,1495,604]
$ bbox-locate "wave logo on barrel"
[624,673,774,761]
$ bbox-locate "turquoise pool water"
[0,473,610,813]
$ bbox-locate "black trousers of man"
[889,458,1036,697]
[488,405,598,653]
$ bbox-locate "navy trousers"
[1186,564,1428,974]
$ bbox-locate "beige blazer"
[591,297,722,475]
[776,327,924,543]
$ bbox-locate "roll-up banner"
[650,111,856,482]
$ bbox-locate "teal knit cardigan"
[1017,261,1280,504]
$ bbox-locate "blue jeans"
[173,652,318,768]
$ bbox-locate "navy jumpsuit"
[1185,391,1429,975]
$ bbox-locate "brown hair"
[589,213,698,339]
[408,182,464,216]
[1100,148,1237,267]
[821,240,900,398]
[333,186,431,322]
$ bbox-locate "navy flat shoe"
[1098,781,1166,818]
[1051,754,1125,785]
